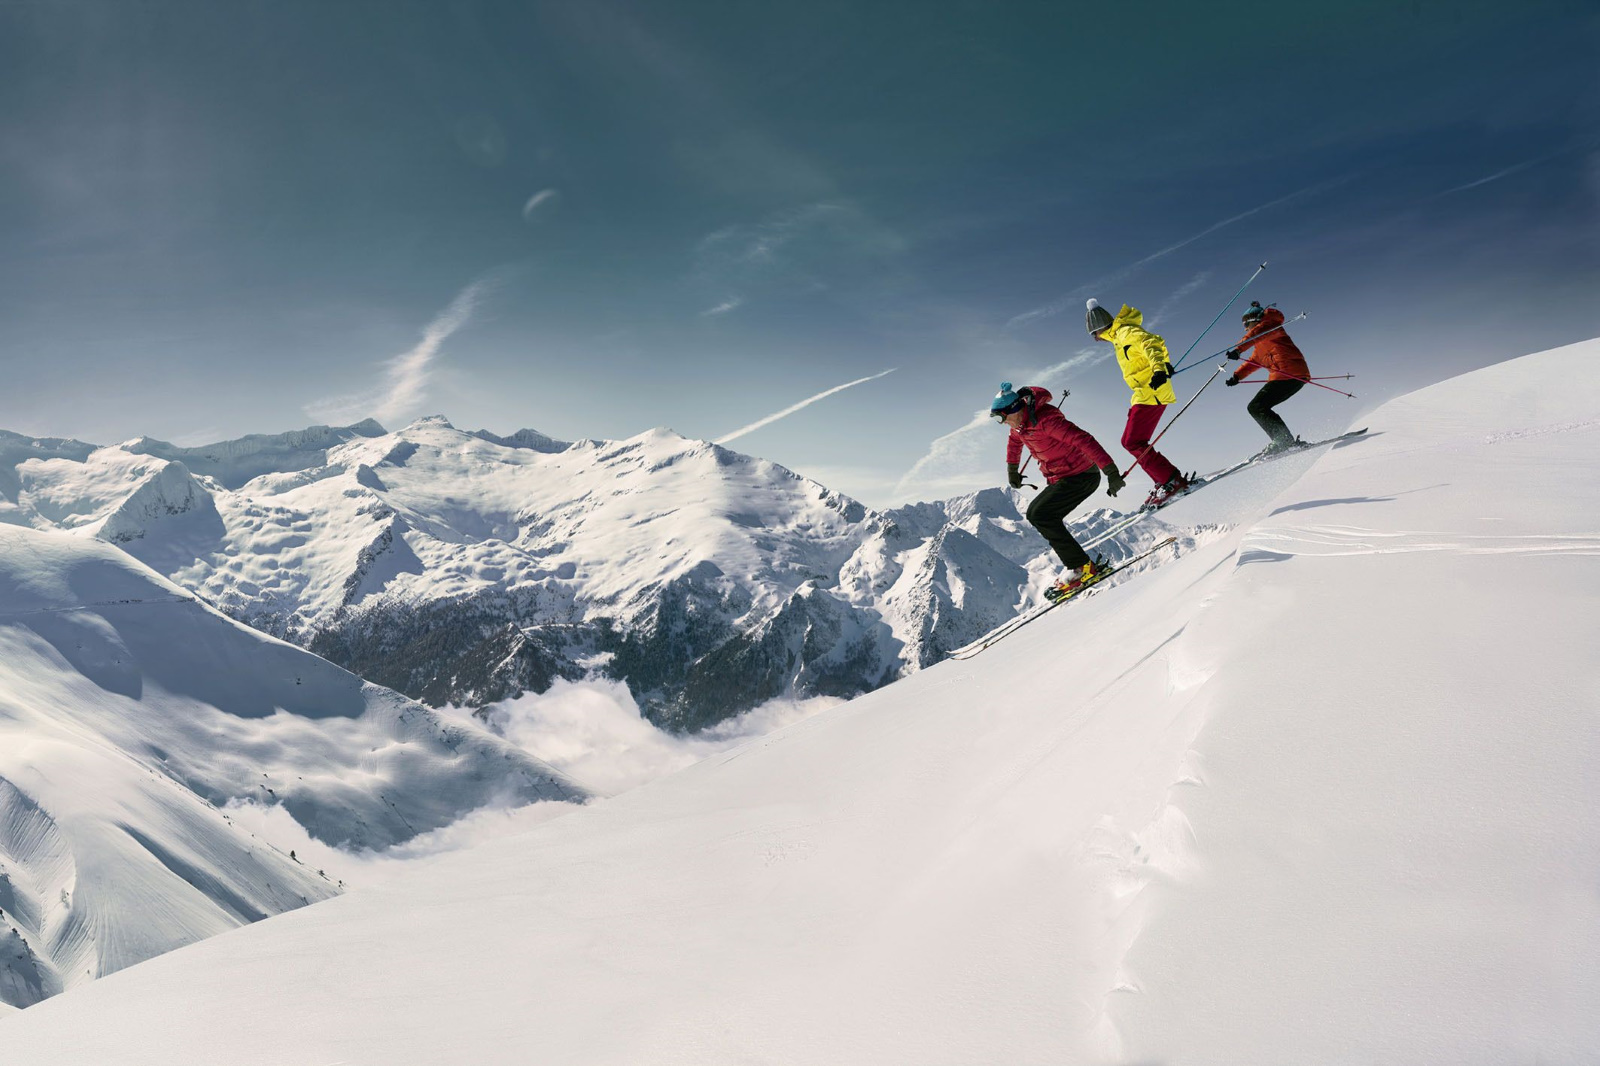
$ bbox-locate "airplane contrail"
[715,368,897,445]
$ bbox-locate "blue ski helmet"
[1242,301,1266,325]
[991,382,1024,420]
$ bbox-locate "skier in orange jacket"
[1225,301,1311,453]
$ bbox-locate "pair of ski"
[1081,427,1369,551]
[946,536,1180,660]
[1195,426,1370,489]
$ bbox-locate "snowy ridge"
[0,417,1170,729]
[0,433,97,513]
[126,419,387,489]
[468,427,571,452]
[4,342,1593,1060]
[0,525,583,1009]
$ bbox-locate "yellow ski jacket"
[1104,305,1177,406]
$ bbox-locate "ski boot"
[1141,472,1194,511]
[1045,557,1109,602]
[1257,436,1307,460]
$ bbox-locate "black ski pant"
[1025,468,1100,570]
[1247,379,1305,444]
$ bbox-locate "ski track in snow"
[1241,527,1600,560]
[0,594,195,621]
[1483,415,1600,443]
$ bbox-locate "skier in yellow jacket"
[1086,298,1191,508]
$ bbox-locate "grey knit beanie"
[1085,298,1113,335]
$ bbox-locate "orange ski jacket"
[1232,308,1309,383]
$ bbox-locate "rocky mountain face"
[0,418,1175,730]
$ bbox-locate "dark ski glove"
[1007,463,1024,489]
[1225,349,1242,360]
[1148,369,1169,389]
[1225,375,1239,387]
[1102,466,1125,497]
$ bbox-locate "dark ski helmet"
[1085,298,1113,335]
[1241,301,1266,325]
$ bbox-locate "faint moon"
[521,188,560,221]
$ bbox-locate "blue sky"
[2,0,1596,506]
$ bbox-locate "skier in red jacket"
[992,382,1127,598]
[1225,302,1311,454]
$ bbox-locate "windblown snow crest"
[0,418,1180,730]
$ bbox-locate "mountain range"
[1,416,1173,731]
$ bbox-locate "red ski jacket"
[1004,388,1115,483]
[1233,307,1309,383]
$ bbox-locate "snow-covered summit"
[469,426,571,452]
[4,341,1594,1061]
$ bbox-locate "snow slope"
[0,525,582,1010]
[1,415,1177,728]
[3,340,1597,1063]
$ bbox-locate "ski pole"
[1120,364,1226,479]
[1232,356,1357,398]
[1170,262,1267,373]
[1173,312,1308,375]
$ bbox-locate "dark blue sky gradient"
[1,0,1595,503]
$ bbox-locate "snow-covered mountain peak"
[470,427,571,453]
[397,414,456,431]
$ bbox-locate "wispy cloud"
[696,201,906,268]
[521,188,561,221]
[692,202,907,315]
[1039,347,1114,382]
[891,349,1108,504]
[696,203,843,266]
[699,297,743,317]
[1005,176,1354,331]
[1151,270,1212,325]
[1436,148,1573,197]
[306,277,495,426]
[168,426,223,448]
[891,409,997,503]
[715,368,897,445]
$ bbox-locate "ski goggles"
[991,399,1026,421]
